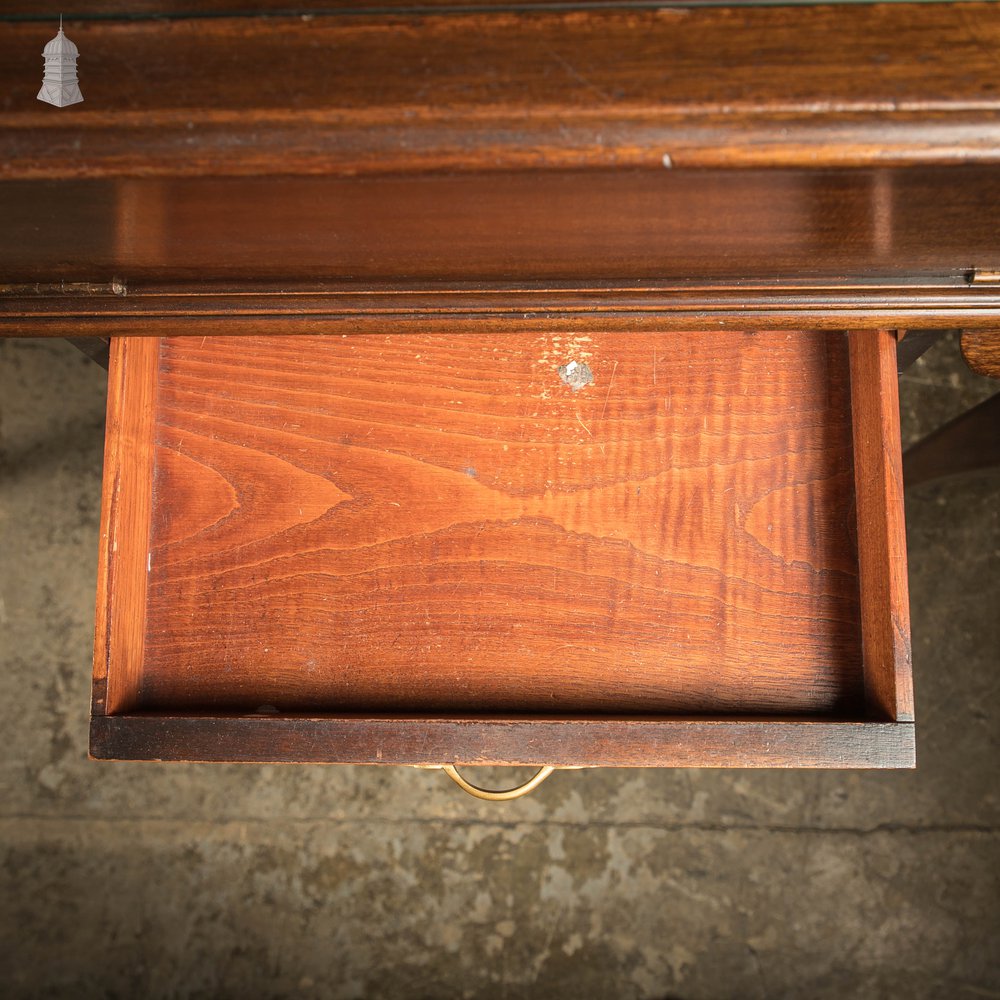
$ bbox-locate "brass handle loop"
[441,764,555,801]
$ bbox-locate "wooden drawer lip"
[90,716,916,770]
[8,279,1000,336]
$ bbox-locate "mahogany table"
[2,1,998,794]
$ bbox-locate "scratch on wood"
[542,44,612,103]
[575,412,604,455]
[601,360,619,420]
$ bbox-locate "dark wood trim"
[3,4,999,177]
[6,0,974,16]
[90,715,916,769]
[848,330,914,723]
[65,336,111,369]
[6,281,1000,336]
[6,113,999,181]
[92,336,160,717]
[3,170,998,291]
[896,329,947,374]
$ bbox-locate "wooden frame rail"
[3,3,1000,177]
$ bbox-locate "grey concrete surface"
[0,333,998,999]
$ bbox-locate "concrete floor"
[1,333,998,999]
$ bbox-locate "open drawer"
[91,329,913,769]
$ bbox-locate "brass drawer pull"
[441,764,555,801]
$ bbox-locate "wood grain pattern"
[119,330,866,717]
[92,336,160,716]
[1,169,999,289]
[94,328,918,765]
[5,0,915,14]
[7,283,1000,337]
[90,716,916,770]
[3,4,1000,177]
[849,330,913,722]
[961,330,1000,379]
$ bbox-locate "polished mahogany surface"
[3,1,929,767]
[1,168,999,287]
[2,3,999,176]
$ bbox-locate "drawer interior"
[92,329,912,766]
[116,329,862,712]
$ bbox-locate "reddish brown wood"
[961,331,1000,379]
[93,328,914,765]
[6,286,1000,337]
[93,336,160,716]
[3,4,999,177]
[0,169,998,291]
[6,0,912,13]
[134,331,861,715]
[90,716,915,770]
[848,331,913,722]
